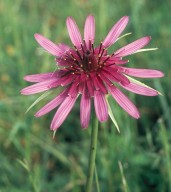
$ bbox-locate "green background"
[0,0,171,191]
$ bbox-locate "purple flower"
[21,15,164,131]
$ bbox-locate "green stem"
[85,118,99,192]
[95,164,101,192]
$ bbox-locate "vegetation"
[0,0,170,191]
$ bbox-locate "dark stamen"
[92,43,95,54]
[74,45,82,60]
[70,52,76,60]
[89,39,92,50]
[102,55,111,64]
[66,58,80,67]
[98,48,105,64]
[102,52,115,65]
[98,42,103,55]
[81,44,85,54]
[83,39,87,50]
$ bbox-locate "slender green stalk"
[85,118,99,192]
[95,164,101,192]
[118,161,128,192]
[159,119,171,191]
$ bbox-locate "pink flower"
[21,15,164,131]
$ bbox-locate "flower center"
[70,42,108,74]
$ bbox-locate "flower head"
[21,15,164,131]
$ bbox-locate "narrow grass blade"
[125,75,162,95]
[26,90,53,113]
[17,159,30,172]
[106,97,120,133]
[118,161,128,192]
[134,48,158,53]
[117,32,132,41]
[158,119,171,191]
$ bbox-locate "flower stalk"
[86,117,99,192]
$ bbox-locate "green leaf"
[117,32,132,41]
[26,90,53,113]
[17,159,30,172]
[125,75,162,95]
[134,48,158,53]
[106,97,120,133]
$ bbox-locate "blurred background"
[0,0,171,191]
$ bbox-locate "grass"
[0,0,171,191]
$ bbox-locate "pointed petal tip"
[115,36,152,57]
[120,16,129,25]
[146,36,152,42]
[23,76,28,81]
[122,15,129,21]
[66,16,83,47]
[84,14,95,46]
[102,16,129,48]
[142,36,151,44]
[23,75,33,82]
[87,14,94,17]
[98,116,108,122]
[159,71,164,77]
[50,124,60,132]
[34,33,42,41]
[34,33,64,57]
[34,33,39,38]
[66,16,73,22]
[131,111,140,119]
[34,113,40,118]
[87,14,95,21]
[50,124,57,131]
[20,89,27,95]
[82,125,89,129]
[135,113,140,119]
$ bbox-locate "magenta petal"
[80,89,91,128]
[92,75,108,94]
[57,43,70,53]
[120,82,158,96]
[34,34,64,57]
[108,85,140,119]
[35,88,69,117]
[50,96,77,130]
[84,15,95,48]
[113,72,130,86]
[66,17,83,47]
[21,79,59,95]
[106,57,129,65]
[60,74,74,86]
[24,72,59,82]
[99,73,113,86]
[86,77,95,97]
[94,91,108,122]
[115,36,151,57]
[120,67,164,78]
[102,16,129,48]
[67,76,80,97]
[101,70,118,83]
[103,67,130,86]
